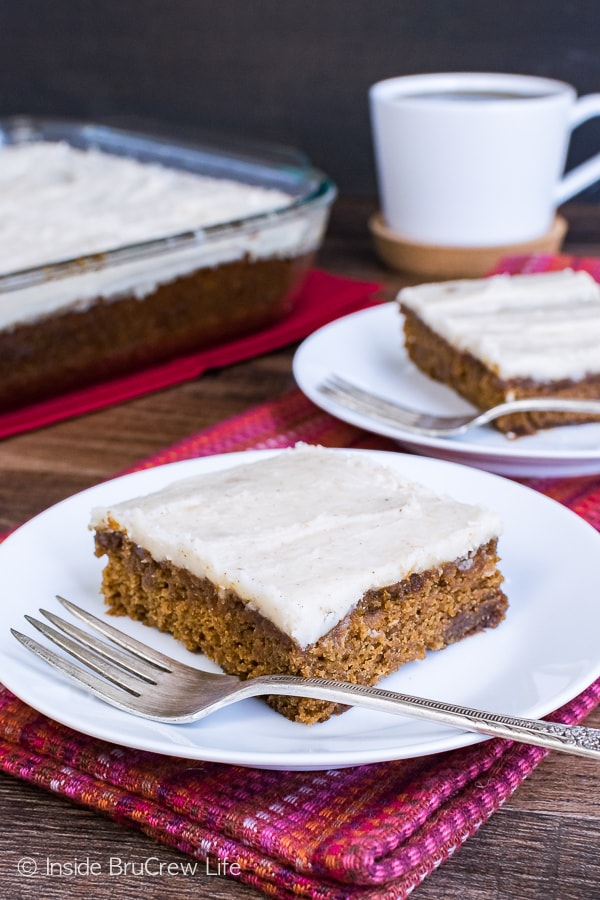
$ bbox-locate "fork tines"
[10,595,173,705]
[319,374,423,426]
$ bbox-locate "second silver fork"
[319,374,600,437]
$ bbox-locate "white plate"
[1,450,600,770]
[293,304,600,477]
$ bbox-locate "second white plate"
[293,303,600,477]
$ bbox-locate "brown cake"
[0,140,332,411]
[399,269,600,436]
[90,445,508,724]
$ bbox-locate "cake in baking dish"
[398,269,600,436]
[90,444,507,724]
[0,141,327,411]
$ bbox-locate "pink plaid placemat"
[1,253,599,898]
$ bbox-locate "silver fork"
[319,374,600,437]
[10,597,600,760]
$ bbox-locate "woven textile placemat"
[2,388,600,899]
[1,253,600,898]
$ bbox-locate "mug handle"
[555,94,600,204]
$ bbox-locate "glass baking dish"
[0,117,337,411]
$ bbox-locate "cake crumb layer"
[95,530,506,724]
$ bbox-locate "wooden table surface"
[1,198,599,900]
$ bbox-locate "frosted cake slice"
[91,445,507,724]
[399,269,600,436]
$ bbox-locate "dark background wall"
[1,0,600,200]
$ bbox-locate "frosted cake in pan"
[0,126,334,411]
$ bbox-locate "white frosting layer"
[0,142,293,272]
[0,142,320,331]
[399,270,600,381]
[91,445,502,648]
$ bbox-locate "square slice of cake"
[90,445,507,724]
[399,269,600,436]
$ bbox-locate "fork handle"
[476,396,600,426]
[242,676,600,760]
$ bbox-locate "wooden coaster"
[369,212,568,279]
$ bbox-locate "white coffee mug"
[369,72,600,247]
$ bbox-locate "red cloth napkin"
[1,254,599,899]
[0,269,381,440]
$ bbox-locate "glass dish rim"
[0,115,337,294]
